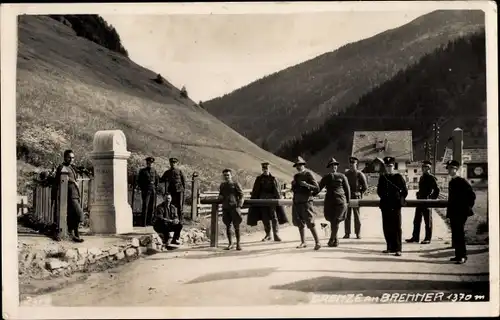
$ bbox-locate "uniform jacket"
[446,176,476,219]
[137,167,159,191]
[247,174,288,226]
[152,201,179,225]
[51,164,81,201]
[345,169,368,198]
[219,181,244,210]
[417,173,440,199]
[292,170,320,204]
[160,168,186,193]
[377,172,408,209]
[316,172,351,222]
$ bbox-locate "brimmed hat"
[446,160,460,169]
[261,162,270,168]
[169,157,179,163]
[293,156,307,167]
[383,156,395,165]
[349,156,359,163]
[421,160,432,167]
[145,156,155,163]
[326,157,340,168]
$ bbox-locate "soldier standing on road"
[247,162,288,242]
[137,157,159,226]
[160,157,186,221]
[376,156,408,256]
[406,160,440,244]
[152,193,183,246]
[445,160,476,264]
[344,156,368,239]
[315,158,351,247]
[291,156,322,250]
[219,169,245,251]
[52,149,85,242]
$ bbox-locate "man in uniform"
[218,169,245,250]
[51,149,85,242]
[291,156,321,250]
[247,162,288,241]
[376,156,408,256]
[152,193,183,246]
[445,160,476,264]
[160,157,186,221]
[137,157,159,226]
[315,157,350,247]
[406,160,440,244]
[344,156,368,239]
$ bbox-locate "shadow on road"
[338,256,461,265]
[277,269,489,277]
[185,267,278,285]
[420,246,489,259]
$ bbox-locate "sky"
[102,10,434,102]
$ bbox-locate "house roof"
[441,148,488,164]
[351,130,413,162]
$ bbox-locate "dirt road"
[24,191,489,306]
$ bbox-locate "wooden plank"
[210,204,219,247]
[57,167,69,239]
[87,179,93,213]
[190,173,199,220]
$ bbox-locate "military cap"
[349,156,359,163]
[145,156,155,163]
[446,160,460,169]
[383,156,396,165]
[261,162,270,168]
[421,160,432,167]
[326,157,340,168]
[169,157,179,163]
[293,156,307,167]
[222,168,232,174]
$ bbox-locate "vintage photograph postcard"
[2,1,498,319]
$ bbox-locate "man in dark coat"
[247,162,288,242]
[445,160,476,264]
[291,156,321,250]
[160,157,186,221]
[315,158,350,247]
[51,149,85,242]
[344,156,368,239]
[137,157,159,226]
[219,169,245,251]
[152,193,183,246]
[377,156,408,256]
[406,160,440,244]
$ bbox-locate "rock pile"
[179,228,208,245]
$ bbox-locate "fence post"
[87,178,93,213]
[210,203,219,248]
[452,127,464,175]
[56,167,69,239]
[191,172,199,220]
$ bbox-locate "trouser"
[262,207,279,236]
[141,189,156,225]
[450,217,467,259]
[67,198,85,237]
[345,207,361,236]
[381,207,402,252]
[169,191,185,221]
[412,206,433,241]
[154,221,183,242]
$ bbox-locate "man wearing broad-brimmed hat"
[344,156,368,239]
[406,160,440,245]
[247,162,288,242]
[445,159,476,264]
[160,157,186,221]
[377,156,408,256]
[137,157,159,226]
[315,157,350,247]
[291,156,321,250]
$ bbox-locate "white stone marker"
[89,130,133,234]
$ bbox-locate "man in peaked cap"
[291,156,322,250]
[218,168,245,250]
[445,159,476,264]
[377,156,408,256]
[344,156,368,239]
[247,162,288,241]
[137,156,159,226]
[314,157,350,247]
[406,160,440,245]
[160,157,186,222]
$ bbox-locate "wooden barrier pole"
[191,172,199,220]
[56,167,69,239]
[210,203,219,247]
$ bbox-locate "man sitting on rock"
[152,193,183,246]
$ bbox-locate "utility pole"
[432,122,440,173]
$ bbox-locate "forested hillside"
[277,30,487,174]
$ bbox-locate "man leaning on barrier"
[218,169,245,251]
[152,193,183,246]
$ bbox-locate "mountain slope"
[16,15,300,193]
[203,10,485,152]
[277,30,487,175]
